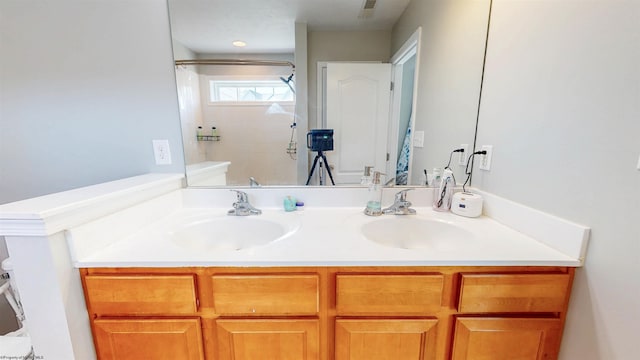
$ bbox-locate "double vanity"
[0,173,589,359]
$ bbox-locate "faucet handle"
[230,189,249,202]
[396,188,413,201]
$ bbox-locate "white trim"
[208,101,296,107]
[205,75,295,105]
[0,173,184,237]
[474,189,590,265]
[388,27,422,183]
[316,61,328,129]
[390,27,422,64]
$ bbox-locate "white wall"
[0,0,185,205]
[200,102,297,185]
[175,66,207,165]
[0,0,186,347]
[474,1,640,359]
[391,0,491,185]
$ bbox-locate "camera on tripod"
[306,129,334,152]
[305,129,335,185]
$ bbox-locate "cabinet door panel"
[336,274,443,315]
[458,274,570,313]
[85,275,198,315]
[216,319,319,360]
[452,317,562,360]
[212,274,319,315]
[335,319,438,360]
[93,318,204,360]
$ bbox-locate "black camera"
[306,129,334,152]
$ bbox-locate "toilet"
[0,258,33,359]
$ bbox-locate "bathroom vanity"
[0,174,589,359]
[81,265,573,360]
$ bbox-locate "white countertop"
[72,205,581,268]
[0,174,588,268]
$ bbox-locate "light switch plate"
[152,139,172,165]
[413,131,425,148]
[637,153,640,170]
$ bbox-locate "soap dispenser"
[360,166,374,185]
[364,171,383,216]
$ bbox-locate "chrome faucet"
[382,189,416,215]
[249,177,261,187]
[228,190,262,216]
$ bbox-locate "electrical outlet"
[479,145,493,171]
[152,139,172,165]
[459,144,469,166]
[637,153,640,170]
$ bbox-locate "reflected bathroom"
[174,56,299,186]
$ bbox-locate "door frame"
[388,27,422,184]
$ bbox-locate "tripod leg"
[306,155,321,185]
[321,154,336,185]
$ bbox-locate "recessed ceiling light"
[232,40,247,47]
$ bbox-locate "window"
[209,79,294,104]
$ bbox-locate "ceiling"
[168,0,412,54]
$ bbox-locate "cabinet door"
[216,319,319,360]
[93,318,204,360]
[335,319,438,360]
[451,317,562,360]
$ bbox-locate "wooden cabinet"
[83,274,198,315]
[93,318,205,360]
[210,274,321,360]
[335,319,438,360]
[335,273,442,359]
[336,274,443,315]
[216,319,319,360]
[211,274,319,315]
[451,317,562,360]
[81,266,574,360]
[83,273,205,359]
[451,273,571,360]
[458,273,571,313]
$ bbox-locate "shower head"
[280,73,294,84]
[280,72,295,94]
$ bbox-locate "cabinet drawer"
[458,273,571,313]
[84,275,198,315]
[212,274,319,315]
[336,274,444,315]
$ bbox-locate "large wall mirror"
[168,0,491,188]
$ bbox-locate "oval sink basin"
[361,217,477,251]
[170,215,297,252]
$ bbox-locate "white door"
[325,63,392,184]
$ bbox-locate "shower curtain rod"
[174,59,295,69]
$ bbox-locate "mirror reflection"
[168,0,490,187]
